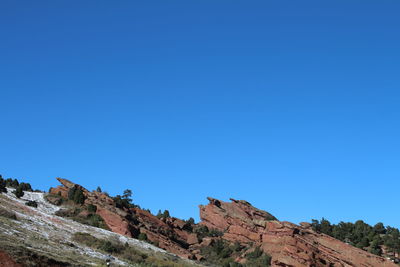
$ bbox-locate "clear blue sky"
[1,1,400,227]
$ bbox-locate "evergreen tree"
[156,209,163,218]
[6,178,19,188]
[373,222,386,235]
[73,189,85,204]
[13,186,24,198]
[0,177,7,193]
[369,239,382,256]
[68,185,86,204]
[163,210,170,218]
[320,218,333,236]
[311,218,400,257]
[19,182,32,191]
[122,189,132,203]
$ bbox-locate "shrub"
[245,247,271,266]
[72,232,190,267]
[45,194,64,206]
[58,209,109,230]
[156,209,171,219]
[138,233,148,241]
[186,217,195,224]
[87,204,97,213]
[246,246,263,259]
[25,200,38,208]
[85,214,109,230]
[68,185,86,204]
[194,225,223,240]
[200,239,234,265]
[99,241,120,254]
[13,186,24,198]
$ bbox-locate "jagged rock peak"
[56,177,77,189]
[203,197,277,222]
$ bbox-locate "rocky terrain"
[0,184,203,267]
[1,177,398,267]
[200,197,397,267]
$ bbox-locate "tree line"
[0,175,34,198]
[311,218,400,257]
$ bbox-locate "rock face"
[48,178,397,266]
[49,177,88,199]
[200,197,396,267]
[48,178,200,259]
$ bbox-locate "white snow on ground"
[0,188,181,266]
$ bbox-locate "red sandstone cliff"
[200,197,396,267]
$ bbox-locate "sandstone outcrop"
[200,197,397,267]
[49,177,88,199]
[48,178,397,266]
[48,178,199,259]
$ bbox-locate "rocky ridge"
[49,178,397,267]
[200,197,395,267]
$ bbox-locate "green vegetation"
[245,246,272,266]
[87,204,97,213]
[186,217,195,225]
[200,239,271,267]
[18,182,33,191]
[77,213,109,230]
[73,232,194,267]
[0,175,33,191]
[311,218,400,257]
[0,176,7,193]
[138,232,148,241]
[200,239,234,266]
[5,178,20,188]
[112,188,140,209]
[25,200,38,208]
[194,225,223,241]
[44,193,64,205]
[156,209,171,219]
[68,185,86,204]
[56,207,110,230]
[0,175,35,196]
[13,186,24,198]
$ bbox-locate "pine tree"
[163,210,170,218]
[156,210,162,219]
[14,186,24,198]
[0,177,7,193]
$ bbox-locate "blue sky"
[1,1,400,227]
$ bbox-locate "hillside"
[0,185,203,267]
[0,176,398,267]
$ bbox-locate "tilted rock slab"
[200,197,396,267]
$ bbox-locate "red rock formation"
[200,197,397,267]
[48,178,398,266]
[48,178,198,259]
[49,177,88,199]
